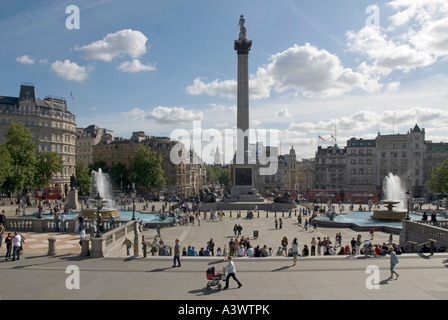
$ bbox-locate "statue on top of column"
[238,15,247,40]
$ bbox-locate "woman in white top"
[291,238,299,266]
[237,245,245,257]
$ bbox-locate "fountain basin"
[81,198,119,219]
[314,211,421,232]
[81,208,120,219]
[370,209,407,221]
[371,200,407,221]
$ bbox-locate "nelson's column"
[230,15,260,200]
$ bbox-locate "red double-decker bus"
[306,189,342,203]
[35,186,63,200]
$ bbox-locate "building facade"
[311,124,445,201]
[0,84,76,195]
[376,125,425,197]
[92,133,199,197]
[76,125,113,166]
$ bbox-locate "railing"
[86,220,139,258]
[400,220,448,253]
[4,217,127,233]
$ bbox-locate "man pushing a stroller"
[223,256,242,289]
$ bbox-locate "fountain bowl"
[81,198,120,219]
[371,200,407,221]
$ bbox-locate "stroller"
[206,266,226,290]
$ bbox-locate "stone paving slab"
[2,202,448,310]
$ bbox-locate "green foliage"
[427,158,448,194]
[88,160,109,173]
[34,151,64,188]
[206,165,231,187]
[0,122,64,198]
[109,162,129,189]
[75,160,92,193]
[130,144,165,190]
[0,144,12,183]
[2,122,37,194]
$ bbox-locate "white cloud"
[118,59,156,73]
[187,43,377,100]
[251,119,261,127]
[77,29,148,62]
[122,106,203,124]
[210,103,237,116]
[50,59,91,82]
[16,55,34,65]
[265,43,373,97]
[276,108,291,118]
[347,26,435,76]
[122,107,147,121]
[347,0,448,81]
[288,107,448,135]
[148,106,203,124]
[186,77,237,99]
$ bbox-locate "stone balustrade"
[4,217,127,233]
[400,219,448,251]
[87,220,139,258]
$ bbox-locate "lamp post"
[37,187,43,219]
[95,192,103,238]
[406,189,411,220]
[131,187,136,220]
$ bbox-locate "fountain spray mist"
[382,173,406,209]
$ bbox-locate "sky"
[1,0,448,162]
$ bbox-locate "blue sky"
[2,0,448,160]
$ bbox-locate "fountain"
[81,169,120,219]
[371,173,408,221]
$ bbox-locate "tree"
[34,151,64,188]
[109,162,129,190]
[218,169,231,188]
[75,160,91,194]
[427,158,448,195]
[88,160,109,173]
[2,122,37,199]
[130,144,165,190]
[0,144,12,184]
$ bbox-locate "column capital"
[234,39,252,55]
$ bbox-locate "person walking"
[172,239,181,267]
[12,232,22,261]
[291,238,299,266]
[122,237,133,255]
[223,256,242,289]
[0,223,5,247]
[207,238,215,256]
[389,248,399,279]
[310,237,317,256]
[5,233,13,260]
[355,234,362,255]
